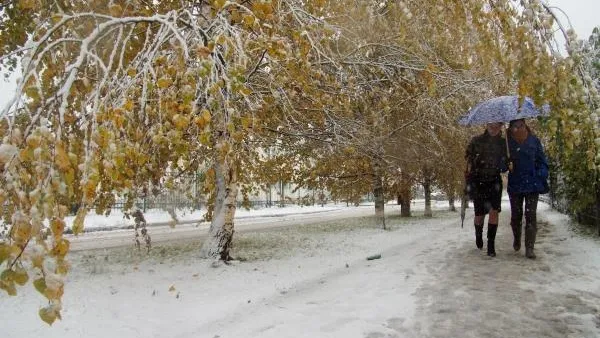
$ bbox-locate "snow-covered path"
[405,203,600,338]
[2,201,600,338]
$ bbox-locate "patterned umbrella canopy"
[458,95,550,126]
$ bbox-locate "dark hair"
[508,119,533,140]
[509,118,525,128]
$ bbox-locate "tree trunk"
[280,180,285,207]
[200,158,238,261]
[400,195,411,217]
[596,182,600,236]
[448,194,456,212]
[423,174,432,218]
[373,164,386,229]
[398,171,413,217]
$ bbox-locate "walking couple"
[465,119,549,259]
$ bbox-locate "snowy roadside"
[2,203,454,338]
[2,200,599,338]
[60,203,349,233]
[60,199,443,233]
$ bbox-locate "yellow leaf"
[43,279,64,301]
[157,77,173,89]
[172,114,190,130]
[50,218,65,238]
[25,86,40,100]
[239,87,252,96]
[19,0,37,10]
[31,253,44,269]
[56,259,70,275]
[194,116,206,129]
[241,117,251,129]
[12,222,32,246]
[197,46,212,59]
[55,143,71,170]
[0,269,17,296]
[214,0,226,10]
[199,132,211,146]
[123,99,134,111]
[242,15,255,27]
[201,109,212,123]
[52,239,70,257]
[64,169,75,186]
[34,277,47,294]
[109,4,123,17]
[0,243,10,265]
[127,68,137,77]
[39,306,58,325]
[0,279,17,296]
[13,266,28,286]
[51,14,62,24]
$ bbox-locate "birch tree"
[0,0,333,322]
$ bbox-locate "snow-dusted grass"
[3,200,599,338]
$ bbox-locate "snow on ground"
[62,203,348,231]
[2,198,600,338]
[62,199,447,232]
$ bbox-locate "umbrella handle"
[505,128,513,173]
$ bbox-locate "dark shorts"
[471,179,502,216]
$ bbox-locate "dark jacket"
[466,131,508,182]
[507,133,549,194]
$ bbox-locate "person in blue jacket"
[507,118,549,259]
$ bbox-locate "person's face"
[486,122,503,136]
[510,120,526,131]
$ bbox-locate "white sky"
[547,0,599,39]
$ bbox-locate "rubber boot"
[475,224,484,249]
[487,223,498,257]
[525,223,537,259]
[511,221,521,251]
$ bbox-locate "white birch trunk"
[200,157,238,260]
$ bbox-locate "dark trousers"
[509,192,539,248]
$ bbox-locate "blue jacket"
[507,134,549,194]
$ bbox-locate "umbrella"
[460,195,467,228]
[457,95,549,226]
[458,95,549,126]
[461,162,472,228]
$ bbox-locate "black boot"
[525,223,537,259]
[487,223,498,257]
[511,221,521,251]
[474,224,484,249]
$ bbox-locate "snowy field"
[2,199,600,338]
[61,203,350,232]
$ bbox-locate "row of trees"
[0,0,598,323]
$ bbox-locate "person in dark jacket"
[465,122,508,257]
[507,118,549,259]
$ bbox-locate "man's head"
[486,122,503,136]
